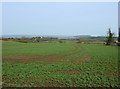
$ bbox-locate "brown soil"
[75,56,91,63]
[64,70,80,74]
[44,82,65,87]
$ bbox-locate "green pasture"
[2,41,119,87]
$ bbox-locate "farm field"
[2,41,119,87]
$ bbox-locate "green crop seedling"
[2,41,119,87]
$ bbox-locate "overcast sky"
[2,2,118,36]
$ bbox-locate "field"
[2,41,119,87]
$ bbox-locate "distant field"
[2,41,119,87]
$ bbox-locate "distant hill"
[73,35,91,38]
[2,35,118,40]
[2,35,34,38]
[2,35,72,39]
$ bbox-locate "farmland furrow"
[45,45,88,63]
[3,44,89,64]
